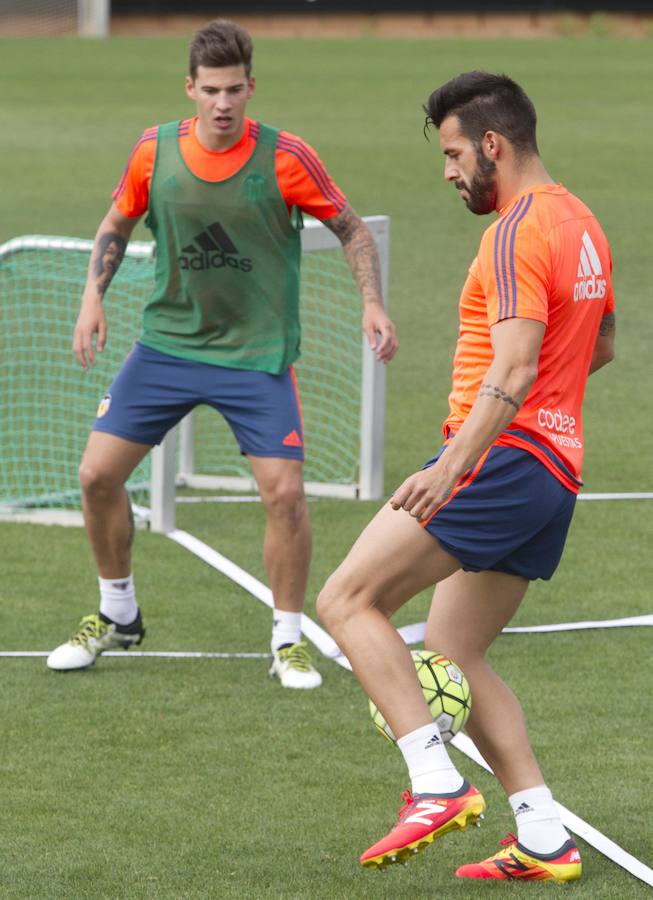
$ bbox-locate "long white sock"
[99,575,138,626]
[271,609,302,652]
[397,722,465,795]
[509,784,571,854]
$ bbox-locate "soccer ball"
[368,649,472,744]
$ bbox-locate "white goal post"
[149,216,390,532]
[77,0,110,37]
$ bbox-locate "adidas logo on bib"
[178,221,253,273]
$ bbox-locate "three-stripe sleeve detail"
[493,193,533,320]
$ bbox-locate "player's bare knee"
[315,578,342,630]
[262,480,306,524]
[78,458,122,499]
[316,572,365,632]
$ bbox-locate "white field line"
[167,528,343,658]
[164,527,653,888]
[173,491,653,505]
[578,492,653,501]
[2,491,650,530]
[176,496,262,504]
[393,614,653,648]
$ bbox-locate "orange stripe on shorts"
[420,446,492,528]
[288,365,304,436]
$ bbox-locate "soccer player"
[317,71,615,880]
[47,19,397,687]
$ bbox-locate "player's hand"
[390,467,455,523]
[362,303,398,363]
[73,301,107,370]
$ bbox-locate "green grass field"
[1,32,652,899]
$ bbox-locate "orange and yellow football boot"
[456,832,582,882]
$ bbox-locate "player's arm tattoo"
[94,231,126,297]
[478,382,521,411]
[599,312,615,336]
[324,205,358,244]
[323,205,383,304]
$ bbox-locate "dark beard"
[459,149,497,215]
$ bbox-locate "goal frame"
[0,216,389,532]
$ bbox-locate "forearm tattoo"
[324,206,382,302]
[479,382,520,411]
[94,232,126,296]
[599,312,615,336]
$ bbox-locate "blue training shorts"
[421,444,577,581]
[92,342,305,460]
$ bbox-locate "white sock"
[509,784,571,854]
[99,575,138,626]
[397,722,465,795]
[271,609,302,652]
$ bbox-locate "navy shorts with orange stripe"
[93,342,304,459]
[421,444,576,581]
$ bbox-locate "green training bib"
[141,120,302,374]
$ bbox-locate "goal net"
[0,236,153,524]
[0,218,388,529]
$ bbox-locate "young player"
[47,19,397,687]
[317,71,615,879]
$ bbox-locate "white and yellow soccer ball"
[369,649,472,744]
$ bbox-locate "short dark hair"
[424,71,538,156]
[189,19,253,80]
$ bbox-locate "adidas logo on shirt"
[178,221,253,272]
[573,230,606,302]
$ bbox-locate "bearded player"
[317,71,614,881]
